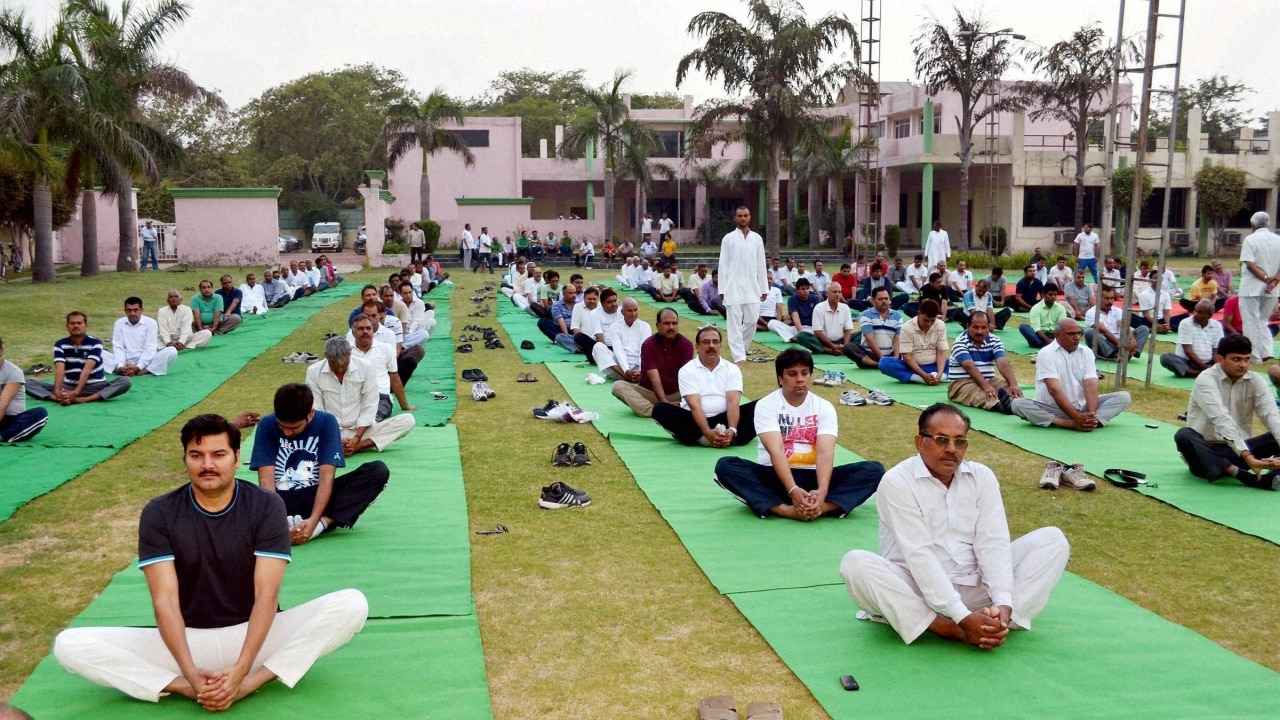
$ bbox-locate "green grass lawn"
[0,261,1276,719]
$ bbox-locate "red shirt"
[831,272,858,296]
[639,333,694,395]
[1222,295,1242,333]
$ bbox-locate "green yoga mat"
[405,285,458,426]
[0,286,362,524]
[731,581,1280,720]
[495,298,580,365]
[10,614,494,720]
[72,426,474,624]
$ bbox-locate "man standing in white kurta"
[925,220,951,273]
[1237,211,1280,362]
[840,403,1070,647]
[718,206,769,364]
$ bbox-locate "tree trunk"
[957,158,971,251]
[419,173,430,221]
[807,181,821,248]
[116,175,138,271]
[604,170,616,242]
[1073,110,1089,233]
[765,159,781,257]
[785,179,796,249]
[32,178,55,283]
[835,178,846,253]
[81,188,99,277]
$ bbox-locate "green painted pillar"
[758,185,767,229]
[922,164,934,242]
[585,138,595,173]
[586,182,595,221]
[923,100,935,154]
[1196,157,1211,257]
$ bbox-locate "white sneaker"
[1060,463,1096,491]
[866,389,895,406]
[471,382,492,401]
[1039,460,1062,490]
[840,390,867,406]
[585,373,606,385]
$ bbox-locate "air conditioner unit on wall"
[1053,230,1075,245]
[1222,231,1242,246]
[1169,231,1190,248]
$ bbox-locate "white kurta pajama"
[103,316,177,376]
[1238,226,1280,361]
[718,227,769,362]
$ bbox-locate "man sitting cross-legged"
[1011,318,1132,431]
[844,287,904,369]
[238,273,268,315]
[261,269,292,309]
[26,311,132,405]
[0,336,48,442]
[840,403,1070,647]
[577,287,622,360]
[102,296,179,377]
[946,312,1024,414]
[611,308,692,417]
[537,282,580,352]
[398,282,436,343]
[250,383,391,543]
[653,325,756,446]
[1159,300,1224,378]
[53,413,368,709]
[961,279,1012,330]
[879,299,948,385]
[153,297,204,361]
[1174,334,1280,490]
[1017,285,1068,350]
[306,338,414,456]
[192,280,241,336]
[793,281,855,357]
[1084,286,1149,359]
[713,349,884,520]
[766,277,820,342]
[598,297,652,382]
[349,315,417,420]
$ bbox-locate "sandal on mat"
[698,695,738,720]
[745,701,783,720]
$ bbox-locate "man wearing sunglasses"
[1011,318,1131,431]
[841,403,1070,647]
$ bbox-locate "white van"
[311,222,343,253]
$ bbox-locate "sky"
[9,0,1279,119]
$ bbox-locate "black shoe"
[571,442,592,466]
[460,369,488,382]
[521,340,535,350]
[552,442,572,467]
[456,344,473,353]
[538,481,591,509]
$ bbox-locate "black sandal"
[456,344,473,353]
[1104,468,1154,489]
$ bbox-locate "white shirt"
[876,455,1014,624]
[948,269,973,293]
[658,217,673,233]
[1187,363,1280,454]
[1033,340,1099,411]
[608,318,652,371]
[239,283,268,314]
[1048,265,1073,290]
[1100,268,1123,291]
[906,263,930,290]
[346,323,397,348]
[306,355,378,430]
[1162,268,1181,296]
[591,307,622,343]
[925,229,951,268]
[1175,318,1224,362]
[807,271,830,294]
[640,240,658,256]
[140,226,158,242]
[351,341,397,395]
[571,302,596,334]
[759,287,784,318]
[1136,286,1172,320]
[157,305,194,345]
[403,297,427,334]
[523,276,543,299]
[111,316,159,368]
[460,229,475,250]
[752,388,837,469]
[1083,303,1123,335]
[1239,227,1280,297]
[811,301,854,342]
[1074,231,1101,260]
[478,233,491,253]
[641,217,653,234]
[678,356,743,417]
[718,227,769,304]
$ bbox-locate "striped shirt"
[947,331,1006,381]
[858,308,905,355]
[53,335,106,385]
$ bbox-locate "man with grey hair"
[1238,211,1280,362]
[305,337,414,456]
[1012,318,1131,431]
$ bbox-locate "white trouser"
[462,247,472,267]
[1010,392,1131,428]
[896,281,917,296]
[512,294,530,310]
[725,302,760,363]
[1239,295,1277,361]
[421,311,437,335]
[53,589,368,702]
[186,330,213,349]
[840,527,1069,644]
[591,342,617,371]
[617,274,638,289]
[340,414,415,452]
[402,330,429,348]
[500,287,514,298]
[102,346,179,377]
[767,319,803,342]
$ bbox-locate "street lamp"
[958,28,1026,41]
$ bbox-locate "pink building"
[169,188,281,266]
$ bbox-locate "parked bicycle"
[0,241,23,282]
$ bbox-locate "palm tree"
[686,159,734,242]
[677,0,862,257]
[560,69,658,243]
[913,9,1024,250]
[379,90,474,222]
[1022,24,1132,236]
[795,119,875,251]
[67,0,218,272]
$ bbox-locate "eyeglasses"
[919,433,969,450]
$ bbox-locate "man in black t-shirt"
[1008,265,1045,313]
[53,414,368,711]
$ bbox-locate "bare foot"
[163,676,199,700]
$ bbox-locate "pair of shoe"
[815,370,846,387]
[458,334,481,342]
[456,344,473,353]
[538,480,591,509]
[471,381,496,401]
[839,389,894,407]
[551,441,592,467]
[1040,461,1096,491]
[282,351,318,363]
[516,372,538,382]
[532,399,598,423]
[461,368,488,382]
[698,695,781,720]
[485,338,505,349]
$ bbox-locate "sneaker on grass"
[1039,460,1062,490]
[471,382,496,401]
[840,390,867,406]
[866,388,895,406]
[571,442,591,466]
[1060,463,1096,491]
[552,442,572,467]
[539,481,591,509]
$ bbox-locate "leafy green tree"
[795,119,872,250]
[1194,164,1248,254]
[687,159,735,242]
[0,154,76,259]
[1150,75,1251,154]
[378,90,474,222]
[468,68,588,157]
[1110,165,1153,255]
[241,65,413,205]
[560,69,658,243]
[139,92,251,187]
[677,0,862,256]
[914,9,1024,250]
[630,92,684,110]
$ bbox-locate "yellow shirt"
[662,238,677,257]
[1189,278,1218,302]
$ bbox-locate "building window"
[1223,188,1265,229]
[1022,186,1103,227]
[873,121,885,138]
[917,114,925,135]
[893,118,911,139]
[454,130,489,148]
[934,110,943,134]
[653,131,685,158]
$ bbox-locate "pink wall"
[171,193,279,266]
[60,190,138,266]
